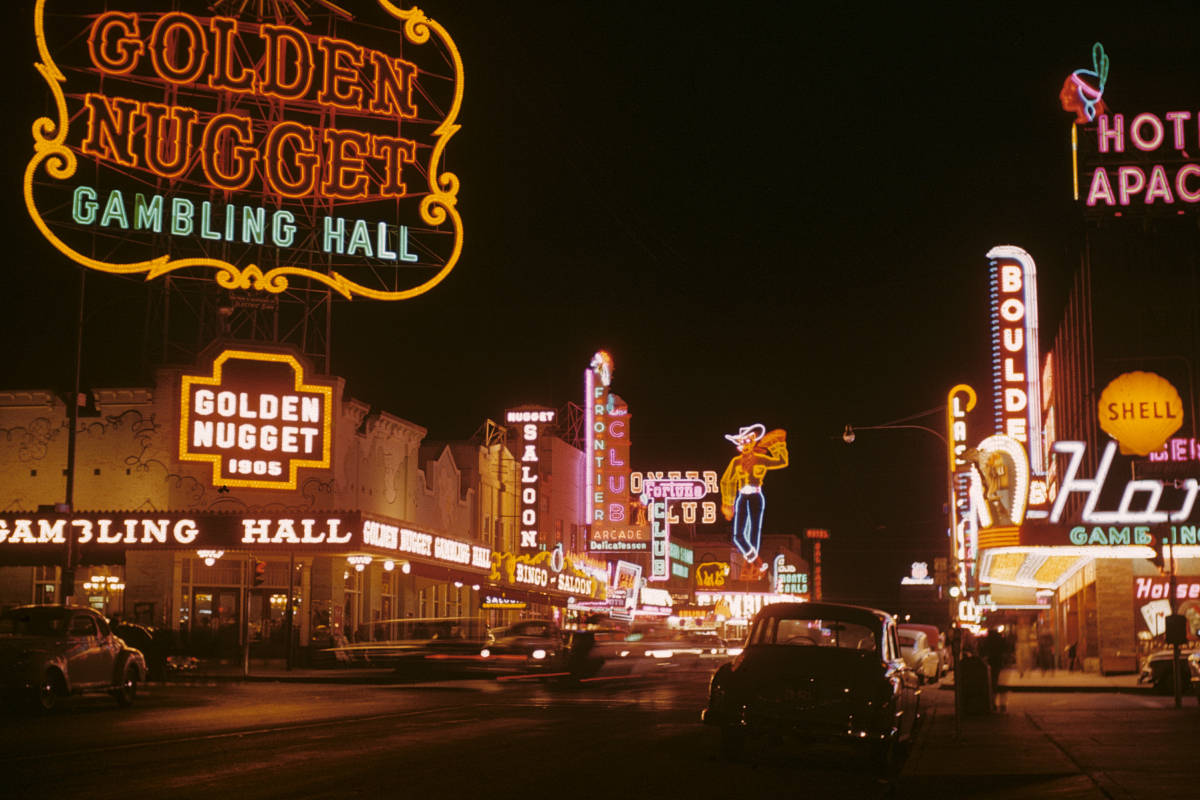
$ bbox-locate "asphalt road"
[2,669,1196,799]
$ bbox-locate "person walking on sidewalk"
[981,627,1009,709]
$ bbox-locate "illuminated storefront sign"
[695,561,730,589]
[26,1,464,300]
[641,478,705,583]
[670,541,694,580]
[588,525,650,552]
[986,247,1046,507]
[772,555,808,594]
[805,528,828,601]
[482,595,527,610]
[631,470,719,524]
[506,407,556,552]
[611,560,642,618]
[180,349,333,490]
[948,384,978,587]
[966,434,1029,529]
[1097,372,1184,456]
[695,591,793,621]
[901,562,935,586]
[585,351,632,526]
[1049,440,1198,525]
[0,512,495,573]
[638,586,673,615]
[720,424,788,566]
[1148,437,1200,463]
[489,547,603,600]
[1078,110,1200,214]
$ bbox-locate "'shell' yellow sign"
[1098,371,1184,456]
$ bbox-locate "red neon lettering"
[141,102,197,177]
[80,94,139,166]
[317,37,365,109]
[88,12,143,74]
[263,122,320,197]
[208,17,256,92]
[321,129,372,199]
[149,13,208,84]
[260,24,313,100]
[200,114,258,191]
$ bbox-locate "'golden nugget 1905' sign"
[25,0,463,300]
[180,349,333,490]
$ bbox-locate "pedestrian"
[1037,633,1055,675]
[981,627,1008,710]
[1066,641,1078,671]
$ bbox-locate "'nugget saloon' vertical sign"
[180,349,333,490]
[25,0,464,301]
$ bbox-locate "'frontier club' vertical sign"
[506,407,557,553]
[585,351,632,528]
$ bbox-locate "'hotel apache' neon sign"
[179,349,333,490]
[25,1,464,300]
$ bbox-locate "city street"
[2,670,1196,799]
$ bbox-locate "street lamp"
[843,397,969,737]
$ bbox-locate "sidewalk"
[938,666,1150,693]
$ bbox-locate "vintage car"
[898,623,948,675]
[702,601,921,770]
[898,628,940,683]
[479,619,566,673]
[0,605,147,711]
[1137,646,1200,694]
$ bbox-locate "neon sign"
[1078,110,1200,215]
[26,1,464,300]
[1060,42,1109,123]
[987,247,1045,502]
[179,349,332,490]
[1049,440,1199,524]
[506,407,557,552]
[630,470,719,524]
[584,351,632,526]
[643,489,670,582]
[1148,437,1200,463]
[1097,371,1184,456]
[966,434,1029,529]
[720,424,788,566]
[695,561,730,589]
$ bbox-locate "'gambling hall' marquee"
[25,0,464,300]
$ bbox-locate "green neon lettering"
[72,185,98,225]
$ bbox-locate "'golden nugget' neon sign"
[180,349,333,490]
[26,1,463,300]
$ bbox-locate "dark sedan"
[701,601,921,771]
[480,619,566,673]
[0,605,147,711]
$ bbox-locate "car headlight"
[480,648,491,658]
[531,649,546,660]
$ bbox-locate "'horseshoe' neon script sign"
[25,1,464,301]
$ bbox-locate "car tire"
[34,670,64,712]
[112,664,138,708]
[868,736,898,777]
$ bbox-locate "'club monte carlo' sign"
[24,0,463,300]
[180,349,333,490]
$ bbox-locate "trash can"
[958,654,992,715]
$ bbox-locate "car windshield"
[749,615,877,651]
[0,607,70,637]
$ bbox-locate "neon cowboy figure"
[720,424,788,567]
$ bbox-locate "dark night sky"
[2,1,1198,611]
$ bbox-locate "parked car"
[899,623,948,675]
[480,619,566,673]
[0,605,147,710]
[897,629,940,683]
[702,601,921,772]
[1137,647,1200,694]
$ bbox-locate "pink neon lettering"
[1117,167,1145,205]
[1098,113,1124,153]
[1130,113,1165,152]
[1165,111,1192,150]
[1177,164,1200,203]
[1145,165,1173,204]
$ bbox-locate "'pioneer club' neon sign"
[25,0,464,300]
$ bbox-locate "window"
[69,614,98,637]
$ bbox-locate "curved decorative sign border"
[24,0,463,301]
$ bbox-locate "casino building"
[0,344,603,663]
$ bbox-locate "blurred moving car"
[897,629,940,684]
[0,605,147,710]
[1137,646,1200,693]
[480,619,566,673]
[702,601,921,772]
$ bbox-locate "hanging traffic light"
[252,558,267,586]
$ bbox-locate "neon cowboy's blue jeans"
[732,488,764,560]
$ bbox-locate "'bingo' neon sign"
[25,1,464,300]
